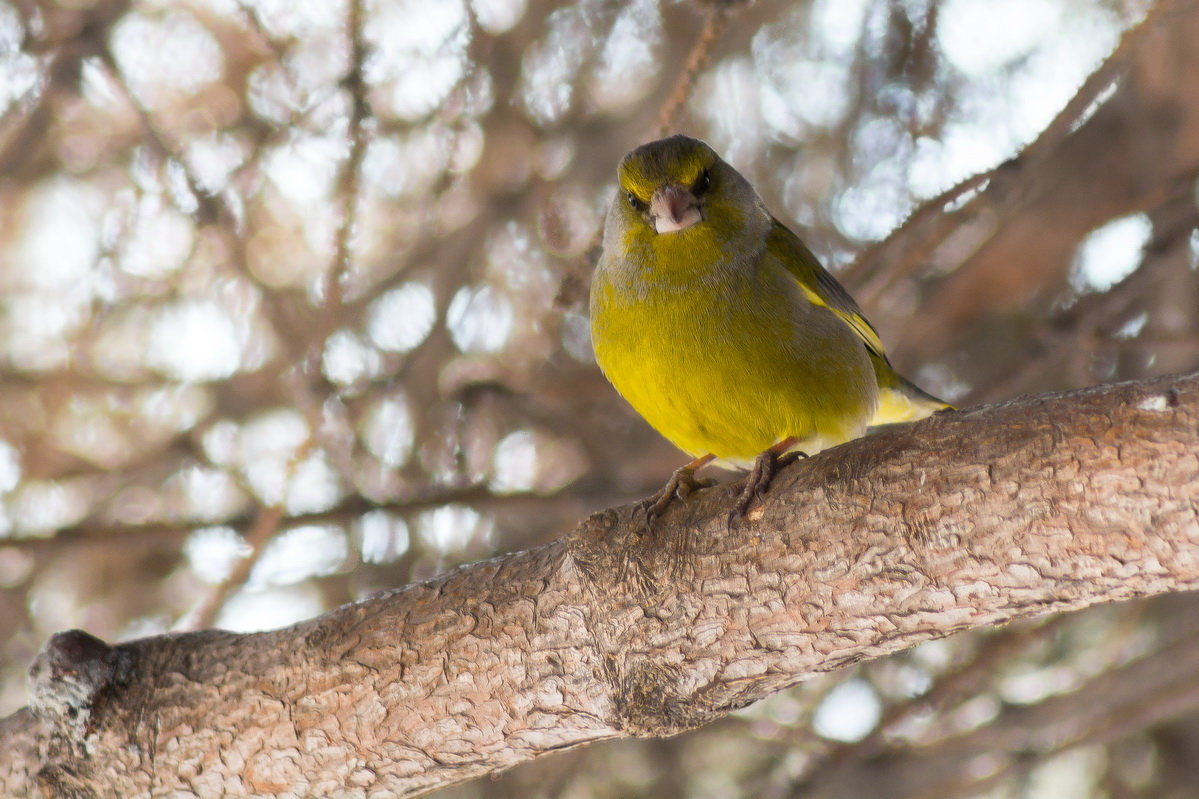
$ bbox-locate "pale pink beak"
[649,185,702,233]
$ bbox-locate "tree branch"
[3,373,1198,797]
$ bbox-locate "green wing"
[767,219,886,360]
[767,218,951,423]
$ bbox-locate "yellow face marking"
[618,139,714,203]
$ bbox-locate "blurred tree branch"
[859,0,1199,371]
[797,612,1199,798]
[2,371,1198,797]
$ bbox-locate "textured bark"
[2,373,1198,798]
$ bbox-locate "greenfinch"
[589,135,950,514]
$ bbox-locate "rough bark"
[2,373,1198,798]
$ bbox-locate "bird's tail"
[870,365,953,426]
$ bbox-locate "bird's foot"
[643,455,717,524]
[733,440,807,518]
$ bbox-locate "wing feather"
[767,219,951,423]
[767,219,886,360]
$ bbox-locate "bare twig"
[187,504,286,629]
[322,0,369,331]
[653,3,735,137]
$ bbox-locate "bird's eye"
[626,191,646,212]
[692,168,711,196]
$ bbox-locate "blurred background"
[3,0,1199,796]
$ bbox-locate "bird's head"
[606,135,767,272]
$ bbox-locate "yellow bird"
[589,135,950,514]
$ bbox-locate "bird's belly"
[593,288,877,465]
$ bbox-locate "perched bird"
[589,135,950,515]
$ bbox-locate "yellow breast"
[590,251,877,467]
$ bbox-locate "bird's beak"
[649,185,702,234]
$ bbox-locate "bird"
[589,134,950,517]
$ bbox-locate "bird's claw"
[732,448,807,519]
[643,465,716,524]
